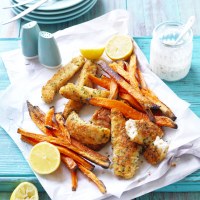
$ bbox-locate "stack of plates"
[11,0,97,24]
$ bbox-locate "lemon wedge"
[80,47,105,60]
[10,182,39,200]
[29,141,60,175]
[105,35,133,60]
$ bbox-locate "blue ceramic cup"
[21,21,40,59]
[38,31,62,69]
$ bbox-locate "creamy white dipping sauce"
[150,22,193,81]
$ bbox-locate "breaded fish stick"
[63,60,98,119]
[111,108,141,179]
[59,83,110,103]
[125,119,164,145]
[42,56,85,103]
[143,136,169,165]
[66,111,110,150]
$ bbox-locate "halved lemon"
[29,141,61,175]
[105,35,133,60]
[80,47,105,60]
[10,182,39,200]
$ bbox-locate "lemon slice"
[105,35,133,60]
[80,47,105,60]
[10,182,39,200]
[29,141,60,175]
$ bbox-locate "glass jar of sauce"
[150,22,193,81]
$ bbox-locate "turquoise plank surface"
[0,37,200,198]
[2,191,200,200]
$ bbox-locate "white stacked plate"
[11,0,97,24]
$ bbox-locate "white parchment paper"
[1,10,200,200]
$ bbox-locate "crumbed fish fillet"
[111,108,140,179]
[125,119,164,146]
[42,56,85,103]
[59,83,110,103]
[63,60,98,119]
[91,107,111,129]
[66,111,110,150]
[143,136,169,165]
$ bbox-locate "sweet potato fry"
[89,74,127,94]
[61,156,78,171]
[18,128,110,168]
[59,83,110,103]
[109,79,118,99]
[45,107,55,136]
[88,74,110,90]
[71,170,78,191]
[98,61,158,122]
[78,164,107,194]
[27,101,46,133]
[21,135,37,146]
[109,62,130,82]
[136,67,147,89]
[141,88,177,120]
[55,113,71,142]
[128,54,140,91]
[18,128,71,146]
[119,93,143,112]
[58,146,94,171]
[134,67,176,120]
[88,97,177,129]
[21,134,94,171]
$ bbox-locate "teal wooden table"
[0,37,200,200]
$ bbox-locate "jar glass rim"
[152,21,193,47]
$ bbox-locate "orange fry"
[20,135,94,171]
[109,62,130,82]
[71,170,78,191]
[109,79,118,99]
[45,106,55,136]
[78,164,107,194]
[61,156,78,171]
[119,92,143,112]
[18,128,110,168]
[89,74,128,94]
[21,135,37,146]
[89,97,177,129]
[136,67,147,89]
[88,74,110,90]
[27,101,46,133]
[128,54,140,91]
[98,61,158,122]
[141,88,177,120]
[55,113,71,142]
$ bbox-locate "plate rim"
[13,0,85,11]
[12,0,97,24]
[12,0,91,15]
[13,0,95,20]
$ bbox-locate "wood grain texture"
[1,0,200,37]
[2,191,200,200]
